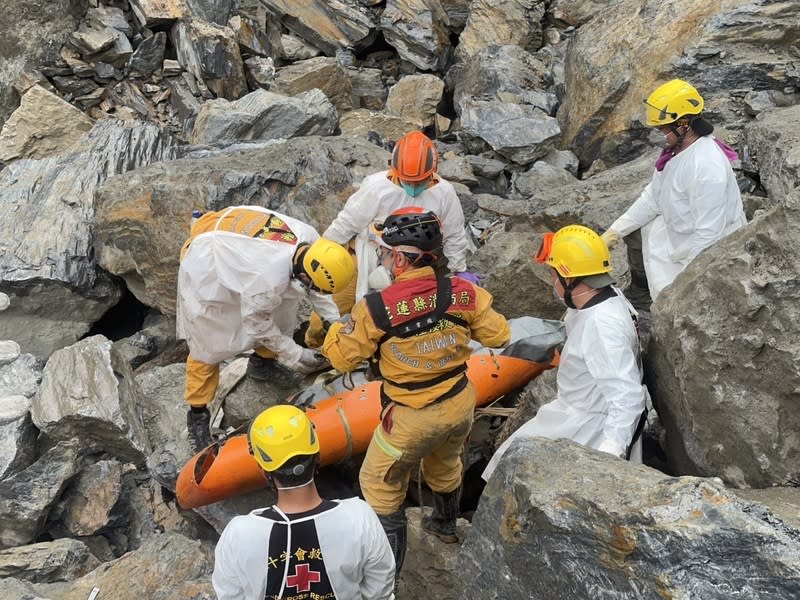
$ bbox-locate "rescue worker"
[322,208,511,588]
[212,404,395,600]
[305,130,478,346]
[177,206,355,452]
[482,225,648,481]
[601,79,746,301]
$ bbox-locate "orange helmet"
[390,131,439,182]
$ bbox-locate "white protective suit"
[323,170,468,301]
[176,207,340,366]
[213,498,395,600]
[608,135,746,298]
[482,289,647,481]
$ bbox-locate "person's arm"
[583,313,645,456]
[323,176,383,245]
[241,290,305,366]
[322,300,381,373]
[607,176,661,237]
[435,181,469,273]
[212,521,247,600]
[307,289,341,323]
[467,286,511,348]
[358,504,396,600]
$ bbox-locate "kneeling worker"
[212,404,395,599]
[322,208,511,587]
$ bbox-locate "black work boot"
[378,510,407,593]
[421,487,460,544]
[186,407,212,453]
[246,354,303,388]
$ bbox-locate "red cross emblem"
[285,563,321,592]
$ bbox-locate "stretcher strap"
[335,403,354,460]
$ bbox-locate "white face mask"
[367,265,392,291]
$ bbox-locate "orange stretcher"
[176,351,558,509]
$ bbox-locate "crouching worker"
[177,206,355,452]
[483,225,649,482]
[212,405,396,600]
[322,208,511,589]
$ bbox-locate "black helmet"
[374,207,443,254]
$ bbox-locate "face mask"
[367,265,392,291]
[400,181,427,197]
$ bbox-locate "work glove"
[596,437,626,459]
[455,271,484,286]
[294,348,331,375]
[600,229,620,249]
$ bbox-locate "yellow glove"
[600,229,620,249]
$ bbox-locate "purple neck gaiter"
[655,138,739,172]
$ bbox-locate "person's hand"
[596,437,625,458]
[294,348,330,374]
[455,271,484,286]
[600,229,620,249]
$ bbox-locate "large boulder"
[463,437,800,599]
[649,193,800,488]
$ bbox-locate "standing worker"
[305,130,478,347]
[322,208,511,588]
[177,206,355,452]
[483,225,648,481]
[601,79,746,301]
[212,404,395,599]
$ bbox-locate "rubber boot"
[246,354,302,388]
[421,487,460,544]
[378,510,407,594]
[187,407,211,453]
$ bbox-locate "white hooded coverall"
[608,136,746,299]
[176,207,340,367]
[212,498,395,600]
[323,170,468,301]
[482,289,647,481]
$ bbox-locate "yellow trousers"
[305,251,357,347]
[358,383,476,515]
[184,346,277,408]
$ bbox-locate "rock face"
[463,437,800,599]
[0,0,86,128]
[742,105,800,204]
[649,193,800,488]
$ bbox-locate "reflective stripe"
[374,426,403,461]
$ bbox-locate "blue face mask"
[400,181,427,198]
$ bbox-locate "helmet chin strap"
[556,273,581,309]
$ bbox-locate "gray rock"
[456,0,545,60]
[0,85,94,162]
[57,532,215,600]
[280,34,322,61]
[339,109,419,142]
[511,160,579,200]
[126,31,166,78]
[0,538,100,583]
[650,194,800,488]
[385,74,444,128]
[189,88,338,145]
[0,577,54,599]
[449,44,555,115]
[742,105,800,204]
[58,460,124,537]
[31,336,150,467]
[463,437,800,599]
[347,66,388,110]
[172,19,247,100]
[0,441,80,549]
[0,395,36,481]
[262,0,377,56]
[460,99,560,165]
[381,0,453,72]
[269,57,353,112]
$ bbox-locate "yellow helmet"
[535,225,611,278]
[302,238,355,294]
[248,405,320,472]
[644,79,704,127]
